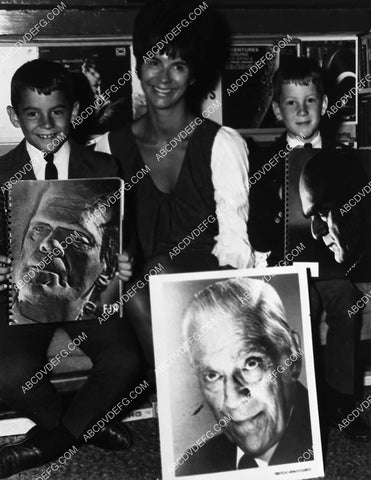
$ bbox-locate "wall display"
[150,266,324,480]
[39,44,132,137]
[219,36,357,140]
[0,36,357,144]
[6,178,123,324]
[0,41,132,144]
[221,42,298,130]
[300,36,358,124]
[359,32,371,89]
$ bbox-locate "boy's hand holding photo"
[0,255,11,290]
[117,251,133,282]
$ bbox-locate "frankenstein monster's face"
[15,185,109,322]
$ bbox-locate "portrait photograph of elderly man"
[8,178,122,324]
[150,267,324,480]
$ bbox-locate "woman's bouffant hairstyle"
[133,0,230,113]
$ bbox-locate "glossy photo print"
[6,178,123,324]
[150,266,324,480]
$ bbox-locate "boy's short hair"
[133,0,230,111]
[273,56,325,102]
[11,59,75,112]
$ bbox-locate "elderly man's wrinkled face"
[192,315,294,458]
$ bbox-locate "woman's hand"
[0,256,11,291]
[116,252,133,282]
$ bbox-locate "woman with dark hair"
[95,0,256,367]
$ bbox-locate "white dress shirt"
[26,141,70,180]
[286,131,322,149]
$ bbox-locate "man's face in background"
[191,314,295,459]
[299,173,359,264]
[15,185,108,322]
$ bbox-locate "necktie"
[304,142,313,149]
[238,454,258,469]
[44,153,58,179]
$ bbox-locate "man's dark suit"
[176,382,312,476]
[0,139,141,440]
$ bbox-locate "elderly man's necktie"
[44,153,58,179]
[238,454,258,469]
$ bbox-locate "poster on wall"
[0,42,132,145]
[219,36,357,137]
[39,44,133,138]
[299,36,358,124]
[221,41,299,130]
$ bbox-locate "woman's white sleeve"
[210,126,255,268]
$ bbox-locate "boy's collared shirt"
[286,131,322,149]
[26,141,70,180]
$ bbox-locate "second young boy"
[249,56,371,443]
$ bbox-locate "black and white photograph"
[0,0,370,479]
[150,267,324,480]
[7,178,123,324]
[287,148,371,279]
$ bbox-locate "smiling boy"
[272,57,328,146]
[248,58,330,265]
[0,59,141,478]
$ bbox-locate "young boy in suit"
[248,56,371,443]
[249,57,329,263]
[0,59,141,478]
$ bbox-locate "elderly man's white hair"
[182,277,302,381]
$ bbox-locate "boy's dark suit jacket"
[176,381,312,476]
[248,132,348,265]
[0,139,119,187]
[0,139,121,323]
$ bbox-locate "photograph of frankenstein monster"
[8,178,123,324]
